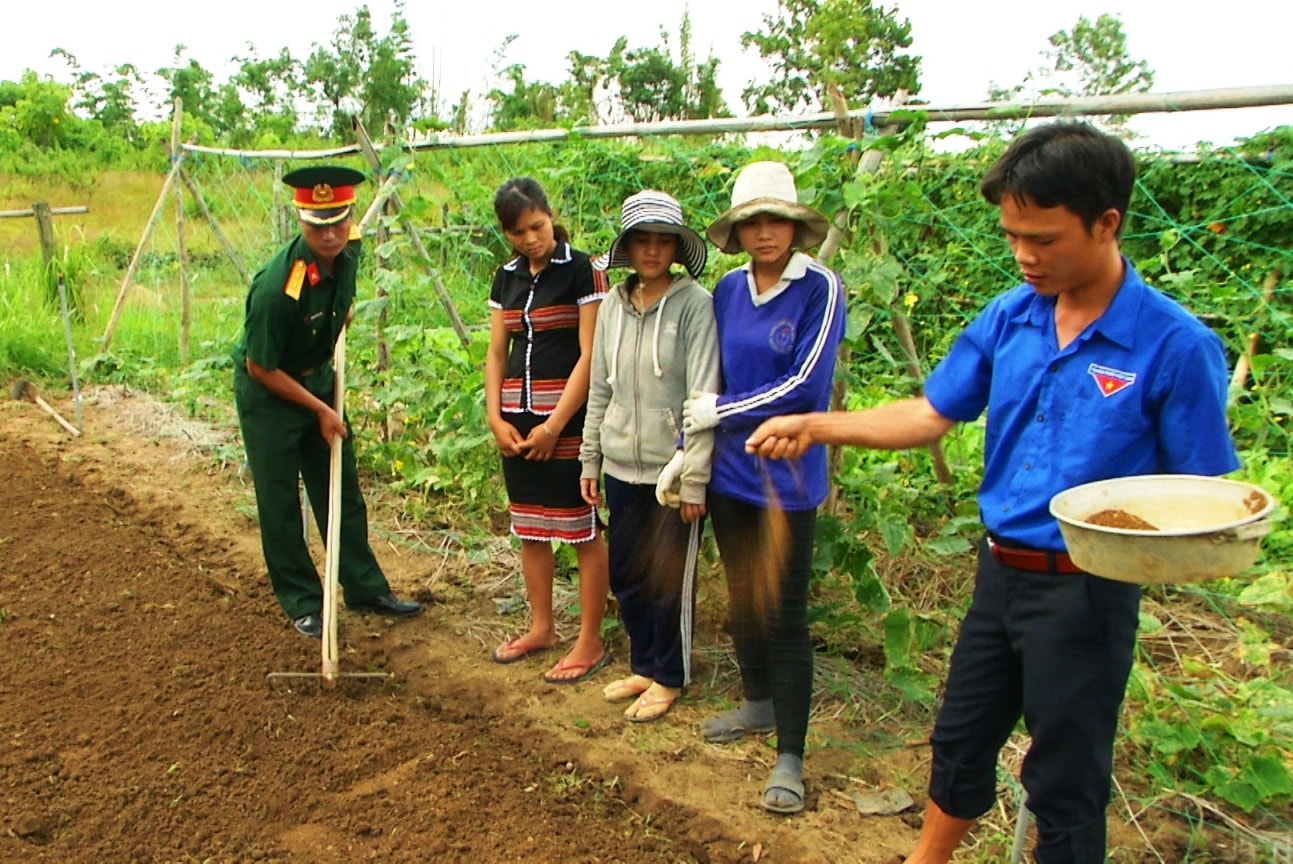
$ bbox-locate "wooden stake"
[1229,267,1281,402]
[33,201,57,300]
[171,98,191,364]
[56,275,84,432]
[100,157,184,353]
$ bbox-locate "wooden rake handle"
[321,329,346,682]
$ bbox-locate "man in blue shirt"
[744,122,1239,863]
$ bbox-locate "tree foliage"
[1047,13,1155,97]
[989,16,1152,103]
[225,47,299,143]
[302,2,427,138]
[0,71,76,150]
[606,18,728,123]
[52,52,144,144]
[987,13,1155,131]
[155,46,216,125]
[486,51,565,130]
[485,12,728,131]
[739,0,921,114]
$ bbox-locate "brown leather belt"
[987,536,1084,574]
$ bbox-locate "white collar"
[743,251,813,306]
[502,241,573,272]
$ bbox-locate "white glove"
[682,391,720,435]
[655,450,686,508]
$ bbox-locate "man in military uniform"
[233,165,420,638]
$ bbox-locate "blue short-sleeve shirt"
[924,260,1240,550]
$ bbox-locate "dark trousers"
[709,491,817,758]
[604,476,692,688]
[929,537,1140,864]
[234,369,390,620]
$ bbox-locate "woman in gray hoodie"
[580,190,721,722]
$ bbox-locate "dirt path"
[0,390,922,863]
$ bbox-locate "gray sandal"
[701,699,775,743]
[761,754,805,815]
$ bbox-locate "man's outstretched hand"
[745,415,811,460]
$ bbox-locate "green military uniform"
[232,230,391,620]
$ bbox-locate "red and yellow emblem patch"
[1088,363,1136,397]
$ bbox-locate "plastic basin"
[1049,474,1276,584]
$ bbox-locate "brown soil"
[1085,509,1160,531]
[0,389,925,864]
[5,387,1266,863]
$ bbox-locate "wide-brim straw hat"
[706,161,829,255]
[593,190,708,278]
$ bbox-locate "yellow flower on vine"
[903,292,919,309]
[393,460,405,473]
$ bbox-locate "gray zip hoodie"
[580,272,720,505]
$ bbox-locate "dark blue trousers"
[604,477,693,689]
[929,537,1141,864]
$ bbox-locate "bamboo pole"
[350,117,471,348]
[100,156,184,354]
[171,98,191,364]
[820,88,954,492]
[350,118,394,373]
[355,173,404,234]
[177,169,249,284]
[0,206,87,219]
[818,87,873,516]
[892,312,953,486]
[391,84,1293,150]
[181,85,1293,160]
[273,160,287,246]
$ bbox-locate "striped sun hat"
[594,190,708,278]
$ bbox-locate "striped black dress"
[488,242,607,542]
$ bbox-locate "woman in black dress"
[485,177,611,683]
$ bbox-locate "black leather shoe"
[293,613,322,639]
[348,592,421,617]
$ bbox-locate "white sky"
[7,0,1291,149]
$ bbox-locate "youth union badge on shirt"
[769,320,797,354]
[1088,363,1136,397]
